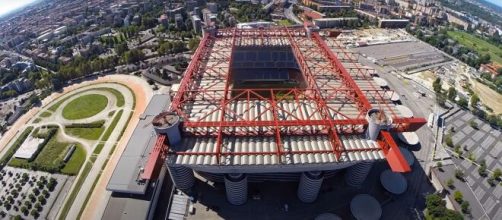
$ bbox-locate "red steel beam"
[378,131,411,172]
[215,27,238,164]
[140,134,166,180]
[311,32,372,111]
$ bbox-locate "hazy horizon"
[0,0,39,17]
[483,0,502,8]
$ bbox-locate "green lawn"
[62,94,108,120]
[48,96,71,112]
[61,145,86,175]
[58,161,93,220]
[65,127,105,140]
[98,88,125,107]
[101,110,123,142]
[40,111,52,117]
[447,31,502,65]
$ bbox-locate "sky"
[484,0,502,7]
[0,0,38,17]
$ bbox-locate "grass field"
[99,88,125,107]
[65,127,105,140]
[40,111,52,117]
[61,145,86,175]
[100,110,123,142]
[472,80,502,114]
[9,131,68,168]
[447,31,502,65]
[62,94,108,120]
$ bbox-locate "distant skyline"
[0,0,38,17]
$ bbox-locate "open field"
[447,31,502,65]
[62,94,108,120]
[472,80,502,114]
[65,127,105,140]
[61,145,86,175]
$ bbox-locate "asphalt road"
[358,56,440,217]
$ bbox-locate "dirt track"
[79,75,152,219]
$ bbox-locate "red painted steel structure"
[141,27,426,180]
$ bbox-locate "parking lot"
[0,167,69,219]
[444,110,502,219]
[354,41,450,70]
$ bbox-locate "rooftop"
[107,94,170,194]
[153,27,426,173]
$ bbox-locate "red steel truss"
[142,27,426,180]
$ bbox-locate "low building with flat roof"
[106,94,170,194]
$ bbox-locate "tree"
[447,178,455,189]
[433,78,442,93]
[469,119,478,129]
[188,38,200,52]
[425,193,463,219]
[478,159,487,177]
[455,169,464,180]
[493,168,502,180]
[457,97,468,108]
[470,93,480,108]
[461,201,470,214]
[453,191,463,203]
[436,93,447,107]
[447,87,457,101]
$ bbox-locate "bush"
[65,120,105,128]
[454,191,463,203]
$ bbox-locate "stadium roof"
[143,27,426,177]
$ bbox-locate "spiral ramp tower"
[297,171,324,203]
[167,165,195,190]
[224,173,248,205]
[345,161,374,187]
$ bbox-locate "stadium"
[107,26,426,208]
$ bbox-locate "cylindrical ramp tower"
[345,161,373,188]
[167,165,195,190]
[224,173,248,205]
[297,171,324,203]
[153,112,181,145]
[366,109,392,141]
